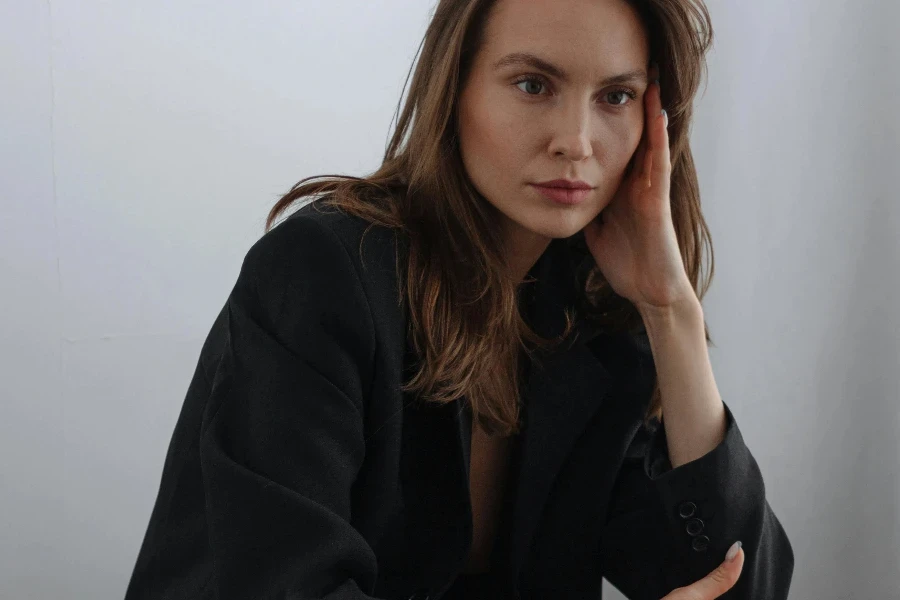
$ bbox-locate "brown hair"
[266,0,716,436]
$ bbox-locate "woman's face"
[458,0,651,250]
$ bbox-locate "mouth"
[530,179,595,205]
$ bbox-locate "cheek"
[621,118,645,155]
[601,118,644,170]
[460,97,523,179]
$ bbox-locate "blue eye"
[515,77,546,95]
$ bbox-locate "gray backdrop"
[2,0,898,598]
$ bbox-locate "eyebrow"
[493,52,648,86]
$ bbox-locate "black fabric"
[441,572,511,600]
[124,201,795,600]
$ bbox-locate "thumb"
[663,541,745,600]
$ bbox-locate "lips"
[533,179,594,190]
[530,179,595,205]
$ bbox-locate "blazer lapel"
[508,326,614,579]
[395,344,473,592]
[506,240,616,579]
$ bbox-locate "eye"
[514,76,548,96]
[606,88,638,106]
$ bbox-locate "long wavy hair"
[266,0,716,436]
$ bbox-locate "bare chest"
[462,421,515,573]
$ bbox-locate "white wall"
[2,1,897,598]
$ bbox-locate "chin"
[522,210,595,240]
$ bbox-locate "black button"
[678,501,697,519]
[685,517,705,536]
[408,589,431,600]
[692,535,710,552]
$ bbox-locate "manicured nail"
[661,109,668,128]
[726,541,742,562]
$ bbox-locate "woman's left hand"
[582,75,697,313]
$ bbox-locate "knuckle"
[662,586,688,600]
[710,566,729,583]
[670,586,702,600]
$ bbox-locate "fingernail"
[661,109,668,128]
[726,541,742,562]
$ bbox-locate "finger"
[629,117,650,181]
[671,544,745,600]
[644,81,671,191]
[630,91,653,181]
[628,61,658,180]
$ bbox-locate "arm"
[638,299,726,470]
[599,303,794,599]
[600,402,794,599]
[199,215,385,599]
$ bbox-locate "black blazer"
[125,202,794,600]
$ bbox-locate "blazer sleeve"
[198,214,386,599]
[598,403,795,599]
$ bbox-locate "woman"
[125,0,794,598]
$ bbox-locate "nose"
[547,102,593,162]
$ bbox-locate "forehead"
[478,0,649,70]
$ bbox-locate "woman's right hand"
[660,542,745,599]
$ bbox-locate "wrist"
[637,295,704,328]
